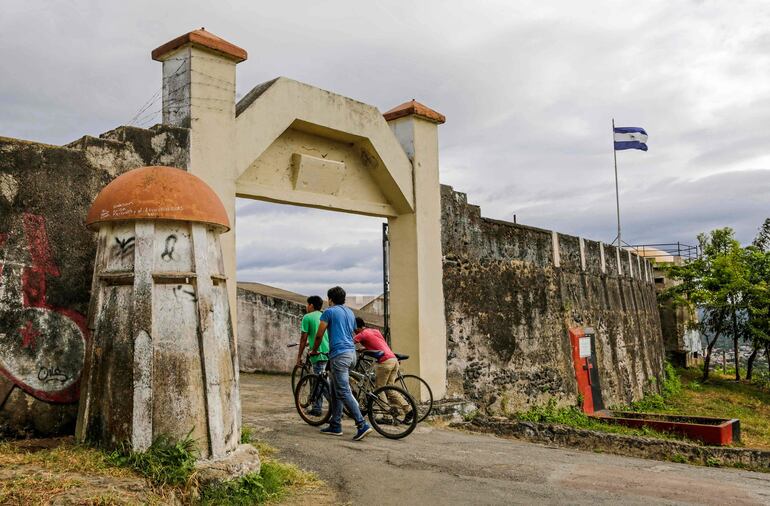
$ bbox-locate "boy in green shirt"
[297,295,329,415]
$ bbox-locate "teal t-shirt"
[301,311,329,363]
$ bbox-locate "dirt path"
[242,373,770,506]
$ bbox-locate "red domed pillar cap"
[86,166,230,231]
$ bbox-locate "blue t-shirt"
[320,305,356,359]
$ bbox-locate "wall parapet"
[440,184,665,413]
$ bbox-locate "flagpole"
[612,118,621,246]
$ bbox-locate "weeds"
[201,461,310,505]
[107,433,198,488]
[514,398,683,440]
[625,362,682,412]
[241,425,254,445]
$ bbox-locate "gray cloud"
[2,1,769,293]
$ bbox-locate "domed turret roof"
[86,166,230,231]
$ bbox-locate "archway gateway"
[151,29,448,398]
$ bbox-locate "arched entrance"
[151,29,447,398]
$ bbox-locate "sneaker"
[353,423,374,441]
[320,426,343,436]
[403,410,415,424]
[308,408,323,417]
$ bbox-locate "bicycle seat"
[395,353,409,361]
[362,350,385,360]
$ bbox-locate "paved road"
[241,373,770,505]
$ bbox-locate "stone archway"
[151,29,447,398]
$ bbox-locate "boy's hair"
[355,317,366,329]
[327,286,346,305]
[307,295,323,311]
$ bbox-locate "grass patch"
[0,474,84,505]
[629,367,770,449]
[241,424,255,444]
[201,460,316,505]
[107,433,198,489]
[0,437,134,477]
[0,430,323,505]
[0,437,168,505]
[513,398,684,440]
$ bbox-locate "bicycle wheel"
[399,374,433,423]
[347,372,369,417]
[291,362,311,392]
[366,385,418,439]
[294,374,332,426]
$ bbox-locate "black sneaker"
[403,410,415,424]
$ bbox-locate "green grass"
[513,397,684,440]
[107,433,199,489]
[201,460,314,505]
[632,367,770,449]
[105,427,321,503]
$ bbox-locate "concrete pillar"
[76,166,242,460]
[599,242,606,274]
[152,29,246,342]
[552,232,561,268]
[384,101,447,400]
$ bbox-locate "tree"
[665,228,750,381]
[745,221,770,379]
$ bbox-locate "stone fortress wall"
[441,185,665,412]
[0,126,189,436]
[0,124,665,435]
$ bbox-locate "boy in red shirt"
[354,318,413,422]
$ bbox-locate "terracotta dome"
[86,166,230,231]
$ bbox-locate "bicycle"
[287,343,312,393]
[294,358,418,439]
[352,350,434,423]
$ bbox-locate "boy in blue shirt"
[310,286,373,441]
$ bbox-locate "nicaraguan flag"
[614,127,648,151]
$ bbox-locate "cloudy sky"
[3,1,770,295]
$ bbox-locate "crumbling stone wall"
[237,286,304,374]
[441,185,664,412]
[237,283,385,374]
[0,125,188,436]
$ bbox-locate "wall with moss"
[0,125,189,437]
[441,185,665,413]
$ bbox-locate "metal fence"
[630,242,700,263]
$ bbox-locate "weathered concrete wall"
[237,285,305,374]
[237,282,384,374]
[441,186,664,413]
[0,125,188,437]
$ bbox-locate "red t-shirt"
[354,328,396,363]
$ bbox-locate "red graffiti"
[0,212,88,404]
[19,320,39,350]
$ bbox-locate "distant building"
[634,244,703,367]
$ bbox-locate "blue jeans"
[312,360,327,411]
[329,351,365,429]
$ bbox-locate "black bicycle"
[353,351,434,423]
[288,343,312,393]
[294,362,418,439]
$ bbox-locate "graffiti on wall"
[0,213,87,404]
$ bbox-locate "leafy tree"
[745,220,770,379]
[665,228,750,381]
